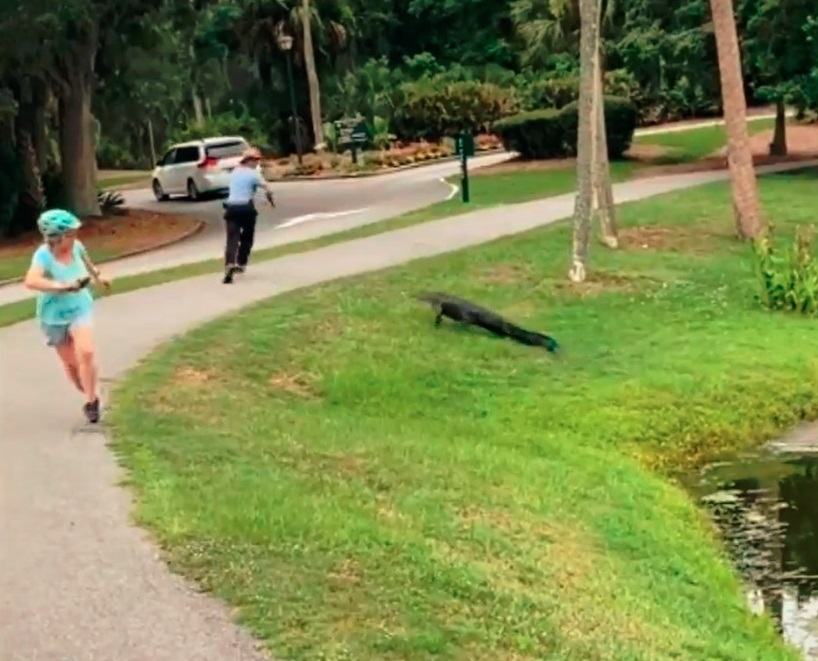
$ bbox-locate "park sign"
[334,117,369,149]
[454,132,475,157]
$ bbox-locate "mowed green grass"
[108,171,818,660]
[0,162,632,329]
[0,118,773,327]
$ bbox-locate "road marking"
[275,207,370,230]
[441,177,460,201]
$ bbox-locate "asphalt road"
[124,152,513,236]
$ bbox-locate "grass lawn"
[108,171,818,660]
[0,117,790,329]
[632,116,776,163]
[0,162,636,329]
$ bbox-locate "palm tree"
[708,0,764,239]
[237,0,351,150]
[569,0,600,283]
[301,0,324,149]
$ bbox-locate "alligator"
[417,291,559,353]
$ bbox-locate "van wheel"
[187,179,200,201]
[152,179,169,202]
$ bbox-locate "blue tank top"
[31,240,94,326]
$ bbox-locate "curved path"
[1,159,812,661]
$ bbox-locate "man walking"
[222,147,275,284]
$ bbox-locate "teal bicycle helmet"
[37,208,81,237]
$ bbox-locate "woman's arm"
[79,243,111,289]
[23,263,74,293]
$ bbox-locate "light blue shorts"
[41,312,94,347]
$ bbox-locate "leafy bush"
[519,77,579,112]
[559,96,638,159]
[97,190,126,216]
[168,110,266,149]
[393,80,516,141]
[493,110,566,159]
[96,138,140,170]
[753,224,818,316]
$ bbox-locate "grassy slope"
[109,171,818,661]
[0,118,778,328]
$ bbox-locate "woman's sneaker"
[83,398,100,424]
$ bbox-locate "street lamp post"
[276,33,303,165]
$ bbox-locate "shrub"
[393,80,516,141]
[492,110,567,159]
[753,224,818,316]
[519,76,579,112]
[168,110,266,149]
[559,96,638,159]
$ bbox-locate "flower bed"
[262,134,503,179]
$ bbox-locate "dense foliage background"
[1,0,817,233]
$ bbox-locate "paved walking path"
[0,159,814,661]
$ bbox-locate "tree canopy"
[0,0,816,235]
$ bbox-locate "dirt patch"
[478,263,537,285]
[618,225,728,253]
[172,366,215,385]
[0,208,202,270]
[549,270,653,298]
[626,144,676,160]
[634,125,818,179]
[473,156,577,177]
[710,124,818,158]
[268,371,319,399]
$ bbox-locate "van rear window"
[206,140,248,159]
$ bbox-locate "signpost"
[454,131,475,203]
[334,117,370,164]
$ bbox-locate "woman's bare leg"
[54,337,83,393]
[68,323,98,404]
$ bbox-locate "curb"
[0,218,207,289]
[265,149,506,183]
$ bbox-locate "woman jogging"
[23,209,111,423]
[222,146,275,284]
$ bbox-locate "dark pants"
[223,203,258,268]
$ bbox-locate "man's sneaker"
[222,266,238,284]
[83,398,100,424]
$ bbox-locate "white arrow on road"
[274,207,370,230]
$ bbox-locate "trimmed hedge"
[493,95,638,161]
[393,81,516,141]
[560,96,638,159]
[492,110,565,159]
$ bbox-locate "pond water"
[685,449,818,659]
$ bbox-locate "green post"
[459,131,471,203]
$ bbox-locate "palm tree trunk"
[709,0,764,239]
[301,0,324,150]
[592,33,618,249]
[769,99,787,156]
[569,0,600,283]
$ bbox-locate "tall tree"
[592,46,618,249]
[301,0,324,148]
[708,0,764,239]
[569,0,599,283]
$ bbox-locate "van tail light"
[198,156,219,169]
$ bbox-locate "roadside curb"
[265,150,506,183]
[0,218,206,289]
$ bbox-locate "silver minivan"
[151,136,250,201]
